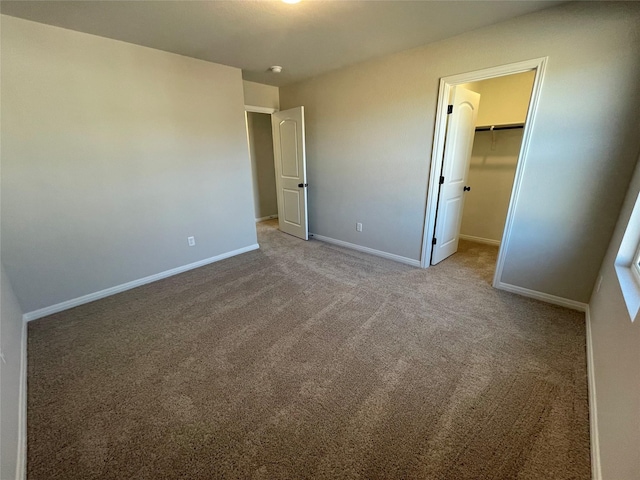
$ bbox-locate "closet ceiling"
[1,1,564,87]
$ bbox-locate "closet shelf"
[475,123,524,132]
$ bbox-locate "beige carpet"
[27,220,590,479]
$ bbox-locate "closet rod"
[475,124,524,132]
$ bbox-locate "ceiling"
[0,1,565,87]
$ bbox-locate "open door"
[431,86,480,264]
[272,106,308,240]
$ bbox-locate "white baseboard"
[256,215,278,222]
[495,281,588,312]
[585,306,602,480]
[16,319,27,480]
[310,233,420,267]
[459,234,501,246]
[22,244,260,322]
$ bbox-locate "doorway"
[421,58,547,289]
[245,105,310,241]
[458,72,535,250]
[245,108,279,223]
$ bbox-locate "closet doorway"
[421,58,547,288]
[458,72,535,247]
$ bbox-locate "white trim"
[421,57,548,270]
[632,242,640,288]
[22,244,260,322]
[244,105,277,114]
[495,281,587,312]
[613,192,640,322]
[16,319,27,480]
[585,307,602,480]
[492,59,547,287]
[458,234,500,247]
[420,75,449,267]
[256,215,278,222]
[310,233,420,267]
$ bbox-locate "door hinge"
[439,176,445,185]
[432,237,437,245]
[447,105,453,114]
[298,183,309,188]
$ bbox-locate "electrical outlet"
[187,236,196,247]
[356,222,363,232]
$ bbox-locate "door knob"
[463,186,471,192]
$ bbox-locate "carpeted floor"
[27,220,590,479]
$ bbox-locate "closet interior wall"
[459,72,535,245]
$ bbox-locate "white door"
[272,106,308,240]
[431,86,480,265]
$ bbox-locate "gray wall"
[280,2,640,303]
[589,153,640,479]
[243,80,279,110]
[1,15,258,313]
[247,113,278,220]
[0,265,24,480]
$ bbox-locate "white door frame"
[420,57,548,290]
[245,105,278,115]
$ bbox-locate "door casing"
[420,57,548,291]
